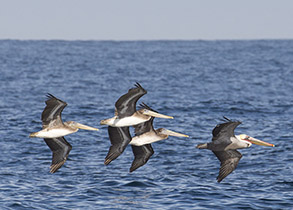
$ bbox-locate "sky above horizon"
[1,0,293,40]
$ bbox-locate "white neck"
[130,132,164,146]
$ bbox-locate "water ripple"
[0,40,292,209]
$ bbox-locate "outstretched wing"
[115,83,147,118]
[212,120,241,141]
[213,150,242,182]
[41,94,67,128]
[104,126,132,165]
[130,144,154,172]
[43,137,72,173]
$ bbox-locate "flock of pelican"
[29,83,275,182]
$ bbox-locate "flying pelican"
[29,94,98,173]
[196,117,275,182]
[29,94,99,138]
[104,104,189,172]
[100,83,173,127]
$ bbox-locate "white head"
[236,134,252,147]
[236,134,275,147]
[157,128,189,138]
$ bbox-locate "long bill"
[161,129,189,137]
[141,109,174,119]
[247,136,275,147]
[74,122,99,131]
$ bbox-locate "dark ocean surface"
[0,40,292,209]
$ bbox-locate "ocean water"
[0,40,292,209]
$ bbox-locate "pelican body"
[129,110,188,172]
[30,94,98,138]
[196,117,275,182]
[130,127,188,146]
[30,94,98,173]
[100,83,173,127]
[104,103,188,172]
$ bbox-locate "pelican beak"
[75,123,99,131]
[162,129,189,137]
[142,109,174,119]
[246,136,275,147]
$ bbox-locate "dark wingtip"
[139,102,156,112]
[135,82,142,88]
[104,159,111,165]
[221,116,241,124]
[217,175,223,183]
[46,93,56,99]
[223,116,231,121]
[129,165,138,173]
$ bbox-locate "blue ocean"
[0,40,292,209]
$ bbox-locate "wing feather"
[213,150,242,182]
[212,121,241,141]
[41,94,67,128]
[114,83,147,118]
[130,144,154,172]
[43,137,72,173]
[104,126,132,165]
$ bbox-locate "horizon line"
[1,38,293,42]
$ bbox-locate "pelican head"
[100,117,115,125]
[237,134,275,147]
[156,128,189,138]
[140,109,174,119]
[64,121,99,131]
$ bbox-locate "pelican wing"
[44,137,72,173]
[104,126,132,165]
[42,94,67,127]
[130,144,154,172]
[213,150,242,182]
[212,121,241,141]
[115,83,147,118]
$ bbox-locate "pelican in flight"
[196,117,275,182]
[100,83,173,127]
[29,94,98,173]
[105,104,189,172]
[30,94,98,138]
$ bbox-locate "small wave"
[122,181,156,187]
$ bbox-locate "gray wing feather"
[41,94,67,127]
[130,144,154,172]
[114,83,147,118]
[213,150,242,182]
[104,126,131,165]
[44,137,72,173]
[212,121,241,141]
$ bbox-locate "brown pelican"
[44,137,72,173]
[29,94,98,138]
[100,83,173,127]
[29,94,98,173]
[104,104,188,172]
[196,117,275,182]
